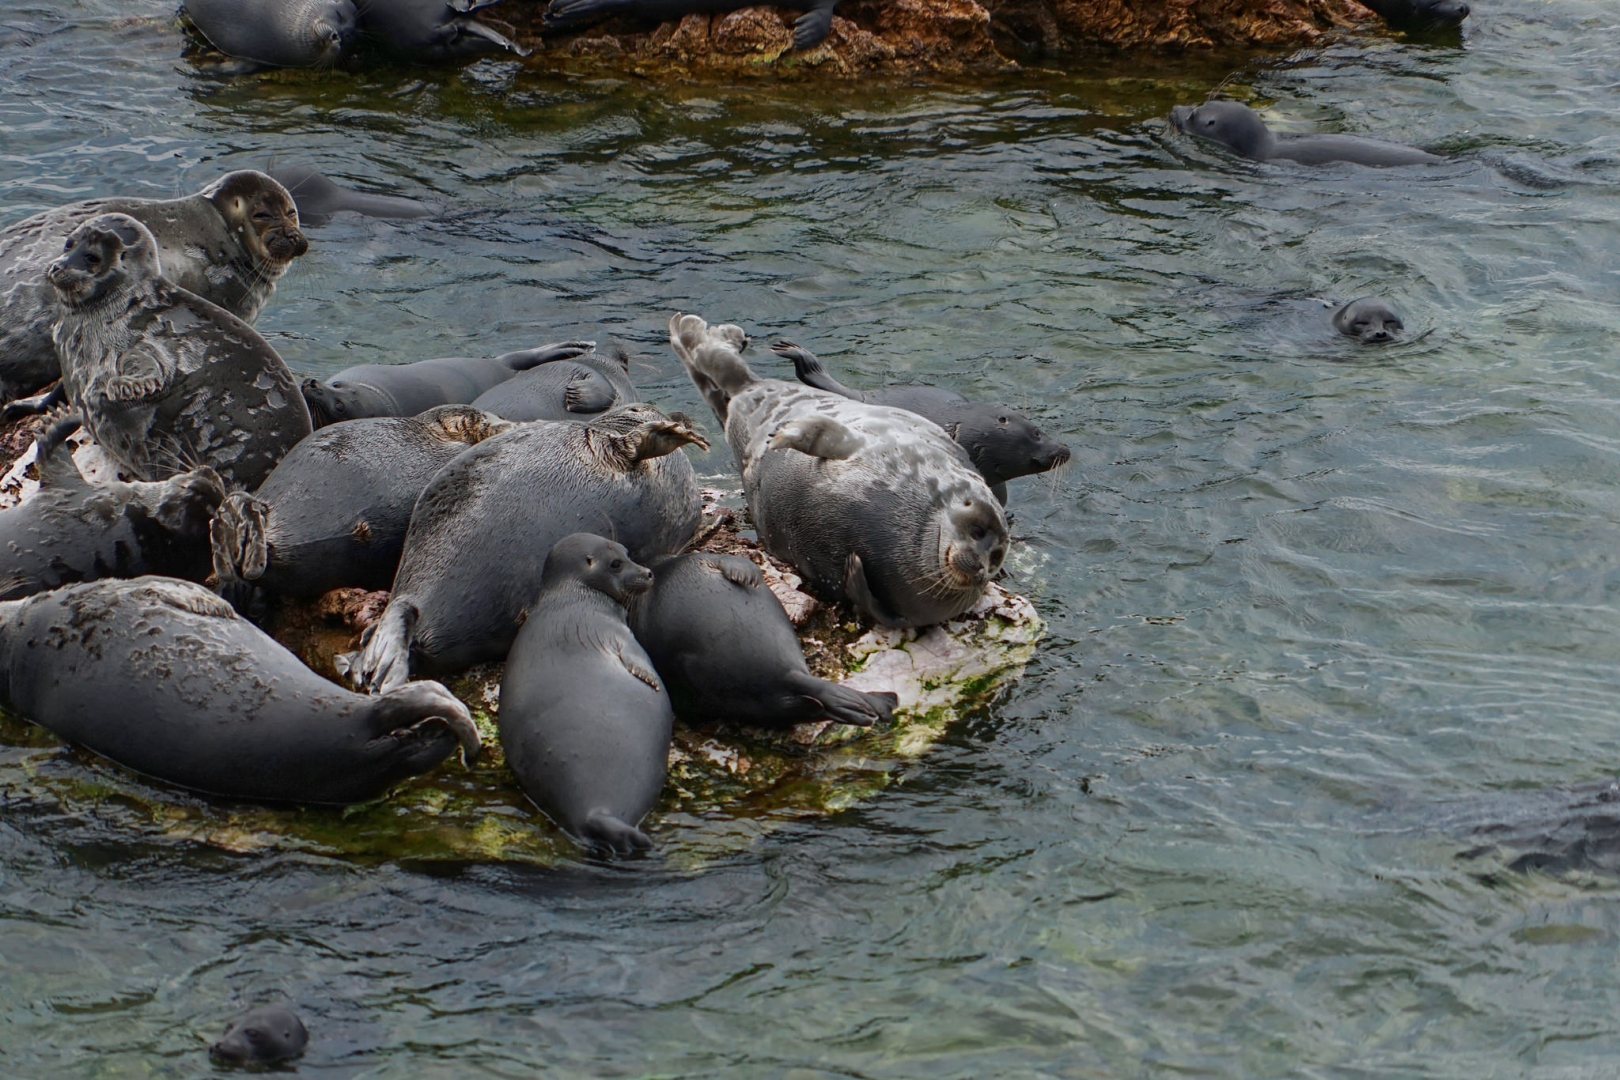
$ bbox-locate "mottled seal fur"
[184,0,357,70]
[499,533,669,855]
[672,313,1008,628]
[211,1006,309,1066]
[469,346,637,422]
[47,214,312,490]
[0,577,479,804]
[359,0,530,58]
[629,552,898,728]
[0,170,306,402]
[544,0,842,51]
[267,164,432,225]
[775,340,1070,504]
[343,404,707,693]
[210,405,514,598]
[301,341,595,426]
[1332,298,1404,344]
[1169,101,1442,167]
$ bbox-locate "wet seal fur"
[544,0,843,51]
[301,341,595,426]
[1169,101,1442,167]
[210,1005,309,1066]
[470,345,638,422]
[343,403,708,694]
[359,0,530,58]
[1332,297,1404,344]
[499,533,669,855]
[629,552,898,728]
[775,340,1070,504]
[267,164,433,225]
[47,214,312,490]
[0,577,479,804]
[183,0,357,70]
[0,170,306,403]
[211,405,515,599]
[672,313,1009,629]
[1358,0,1469,30]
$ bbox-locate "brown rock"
[712,7,794,54]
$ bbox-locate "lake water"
[5,1,1620,1075]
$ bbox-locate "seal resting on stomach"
[183,0,358,70]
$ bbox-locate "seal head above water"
[1169,100,1443,167]
[1332,297,1404,344]
[210,1005,309,1066]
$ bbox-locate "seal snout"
[265,225,310,262]
[1169,105,1195,133]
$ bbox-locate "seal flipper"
[341,600,420,694]
[790,0,840,50]
[767,416,863,460]
[543,0,633,30]
[579,809,653,856]
[209,492,270,585]
[783,671,895,728]
[496,340,598,373]
[3,381,65,422]
[453,14,531,55]
[564,370,619,414]
[367,681,481,766]
[669,313,755,425]
[771,340,862,400]
[701,554,763,590]
[843,552,902,627]
[598,409,710,467]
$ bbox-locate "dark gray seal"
[1358,0,1469,30]
[210,405,514,598]
[0,577,480,804]
[499,533,668,855]
[1169,101,1443,167]
[0,423,225,601]
[184,0,358,70]
[544,0,841,50]
[774,340,1070,504]
[359,0,530,58]
[672,313,1008,629]
[628,552,897,728]
[267,165,433,226]
[0,170,307,403]
[469,346,637,422]
[1332,297,1404,344]
[343,404,707,693]
[47,214,312,490]
[211,1006,309,1067]
[301,341,596,427]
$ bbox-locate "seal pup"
[628,552,897,728]
[469,346,638,422]
[358,0,530,58]
[544,0,842,51]
[267,164,434,225]
[0,577,479,804]
[344,404,707,693]
[301,341,596,426]
[1359,0,1469,30]
[774,341,1070,504]
[210,405,515,598]
[0,170,306,403]
[671,313,1008,629]
[500,534,669,855]
[210,1006,309,1066]
[1169,101,1442,167]
[184,0,358,71]
[47,214,312,491]
[1332,297,1404,344]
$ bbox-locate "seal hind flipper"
[790,0,838,50]
[345,599,420,694]
[784,671,894,728]
[209,492,270,588]
[496,340,598,373]
[542,0,634,30]
[669,313,754,424]
[3,381,66,422]
[579,810,654,856]
[772,340,860,399]
[368,681,481,765]
[455,14,530,54]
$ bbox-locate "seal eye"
[997,416,1009,425]
[970,524,987,542]
[610,559,623,571]
[245,1028,264,1044]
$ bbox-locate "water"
[5,1,1620,1074]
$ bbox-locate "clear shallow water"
[5,1,1620,1075]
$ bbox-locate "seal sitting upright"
[670,313,1008,629]
[1169,100,1442,167]
[500,533,670,855]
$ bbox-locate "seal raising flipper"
[773,340,860,398]
[767,416,865,460]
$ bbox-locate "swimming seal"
[211,1006,309,1066]
[1332,297,1404,344]
[300,341,596,426]
[183,0,358,70]
[628,552,898,728]
[1358,0,1468,30]
[544,0,842,51]
[499,533,668,855]
[47,214,312,490]
[0,170,306,402]
[359,0,530,58]
[469,346,637,422]
[0,577,479,804]
[344,404,707,693]
[774,340,1070,504]
[267,165,433,225]
[671,313,1008,629]
[1169,101,1442,167]
[210,405,514,598]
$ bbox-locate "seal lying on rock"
[47,214,312,490]
[0,170,306,403]
[671,313,1008,628]
[774,340,1070,504]
[211,1006,309,1067]
[544,0,843,51]
[469,346,637,422]
[1358,0,1469,30]
[267,165,433,225]
[343,404,707,693]
[210,405,514,598]
[1169,101,1442,167]
[628,552,897,728]
[184,0,357,71]
[359,0,530,57]
[0,577,479,804]
[1332,298,1404,344]
[500,534,670,855]
[300,341,595,426]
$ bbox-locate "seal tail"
[337,599,419,695]
[785,671,897,728]
[578,810,654,856]
[669,313,755,427]
[368,680,481,766]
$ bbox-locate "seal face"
[1332,297,1404,344]
[0,577,480,804]
[498,533,668,855]
[1169,100,1442,167]
[210,1005,309,1066]
[184,0,358,69]
[469,346,638,422]
[671,313,1009,629]
[543,0,842,50]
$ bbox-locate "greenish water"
[6,1,1620,1075]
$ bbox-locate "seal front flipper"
[344,600,420,694]
[772,340,860,400]
[564,369,618,414]
[579,809,654,855]
[2,381,65,422]
[455,14,531,55]
[767,416,864,460]
[790,0,839,50]
[613,640,663,692]
[542,0,633,29]
[700,554,763,590]
[843,551,903,627]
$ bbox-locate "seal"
[774,340,1070,504]
[1332,297,1404,344]
[343,404,707,693]
[671,313,1008,629]
[183,0,357,70]
[499,533,669,855]
[0,422,225,601]
[210,405,515,599]
[0,576,480,804]
[47,214,313,490]
[1169,101,1443,167]
[359,0,530,58]
[266,165,433,225]
[301,341,596,426]
[0,170,307,403]
[469,346,637,422]
[628,552,898,728]
[544,0,842,51]
[210,1006,309,1067]
[1357,0,1469,30]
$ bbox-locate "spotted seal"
[1169,101,1443,167]
[469,346,637,422]
[544,0,842,51]
[1332,297,1404,344]
[183,0,358,70]
[211,1006,309,1067]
